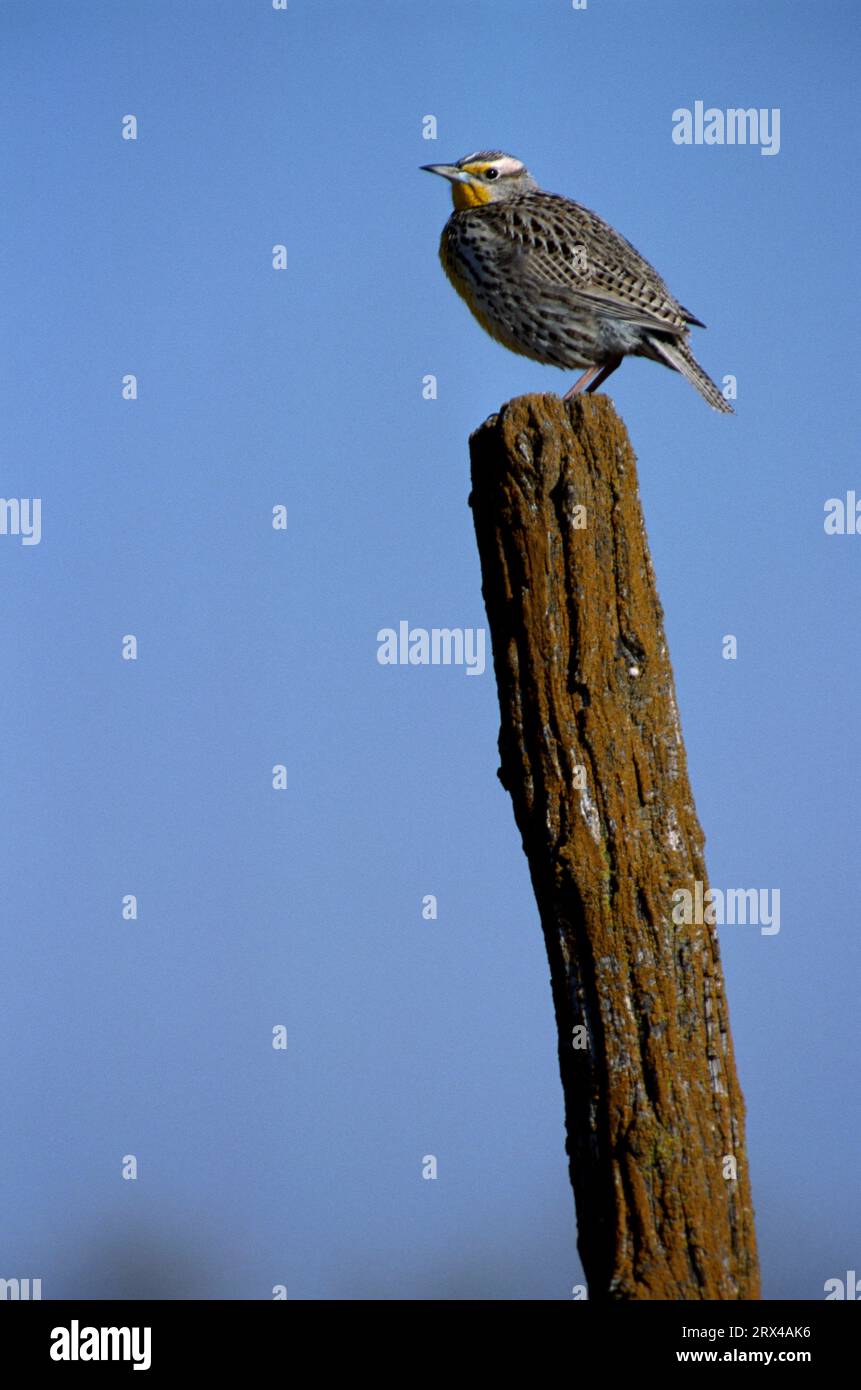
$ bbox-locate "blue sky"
[1,0,859,1299]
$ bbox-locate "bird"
[421,150,732,413]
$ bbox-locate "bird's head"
[421,151,538,209]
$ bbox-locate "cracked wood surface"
[469,393,760,1300]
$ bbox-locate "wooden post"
[469,392,760,1300]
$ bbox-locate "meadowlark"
[422,151,732,413]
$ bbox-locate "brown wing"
[474,192,692,337]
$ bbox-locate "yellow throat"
[451,180,492,211]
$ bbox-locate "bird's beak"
[420,163,472,184]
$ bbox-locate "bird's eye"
[485,167,499,180]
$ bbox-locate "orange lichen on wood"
[469,393,759,1300]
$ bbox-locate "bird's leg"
[563,367,601,399]
[585,355,623,393]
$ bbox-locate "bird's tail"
[645,334,734,414]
